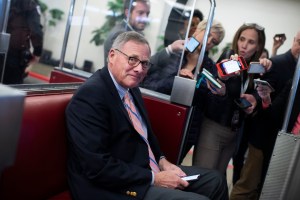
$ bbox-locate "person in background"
[66,31,229,200]
[191,23,269,178]
[103,0,150,65]
[260,33,286,59]
[140,9,204,87]
[1,0,43,84]
[164,9,204,47]
[259,29,300,194]
[141,19,225,95]
[179,9,204,40]
[271,33,286,57]
[260,48,269,59]
[230,29,300,200]
[141,20,225,165]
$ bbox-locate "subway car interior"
[0,0,300,199]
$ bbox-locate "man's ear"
[107,49,115,64]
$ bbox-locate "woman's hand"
[206,78,226,96]
[259,58,272,73]
[179,68,194,79]
[256,84,272,108]
[240,94,257,114]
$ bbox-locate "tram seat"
[0,93,73,200]
[0,83,189,199]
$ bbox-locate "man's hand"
[154,171,189,189]
[169,40,185,53]
[154,158,188,189]
[159,157,186,177]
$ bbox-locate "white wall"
[195,0,300,59]
[42,0,300,71]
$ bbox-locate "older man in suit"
[66,31,228,200]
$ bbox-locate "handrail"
[193,0,216,79]
[170,0,216,106]
[281,56,300,132]
[59,0,76,69]
[1,0,11,33]
[10,82,82,96]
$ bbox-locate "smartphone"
[216,56,248,78]
[186,37,200,53]
[234,98,252,109]
[274,33,286,41]
[248,62,266,74]
[201,68,222,89]
[254,79,275,92]
[181,174,200,182]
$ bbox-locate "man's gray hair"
[111,31,151,53]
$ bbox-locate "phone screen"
[181,174,200,181]
[220,60,241,74]
[186,37,200,53]
[234,98,252,109]
[248,62,265,74]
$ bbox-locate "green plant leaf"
[49,9,64,20]
[90,0,124,46]
[37,0,48,13]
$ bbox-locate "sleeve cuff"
[151,171,154,185]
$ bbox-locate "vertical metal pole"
[59,0,76,69]
[73,0,89,70]
[170,0,216,106]
[2,0,11,33]
[125,0,134,30]
[281,57,300,132]
[193,0,216,79]
[0,0,11,83]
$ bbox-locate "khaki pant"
[230,144,263,200]
[193,117,237,174]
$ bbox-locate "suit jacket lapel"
[100,67,133,125]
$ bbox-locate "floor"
[24,64,234,193]
[23,63,53,84]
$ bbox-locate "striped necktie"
[123,92,160,173]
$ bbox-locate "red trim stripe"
[28,71,50,82]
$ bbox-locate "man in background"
[2,0,43,84]
[103,0,150,65]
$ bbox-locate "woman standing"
[191,23,269,176]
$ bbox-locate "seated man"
[66,31,228,200]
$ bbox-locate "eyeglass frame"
[114,49,152,70]
[244,23,265,31]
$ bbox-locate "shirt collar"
[108,69,128,100]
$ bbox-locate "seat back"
[0,93,73,200]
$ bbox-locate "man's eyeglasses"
[115,49,152,70]
[244,23,265,31]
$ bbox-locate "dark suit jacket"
[66,67,163,200]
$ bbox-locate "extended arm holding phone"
[272,33,286,57]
